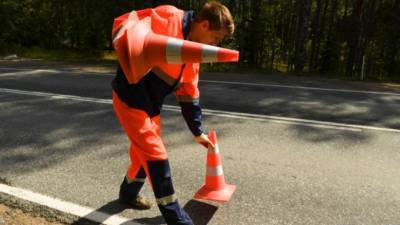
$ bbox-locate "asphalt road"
[0,60,400,225]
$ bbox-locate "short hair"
[194,1,235,35]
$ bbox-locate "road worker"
[111,1,234,224]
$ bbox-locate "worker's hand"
[194,133,215,149]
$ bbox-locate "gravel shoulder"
[0,203,65,225]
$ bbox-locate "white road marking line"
[200,80,400,96]
[0,69,59,77]
[1,87,400,133]
[0,183,139,225]
[0,67,114,76]
[1,67,400,96]
[0,88,111,104]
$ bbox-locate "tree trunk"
[271,46,276,70]
[238,0,249,65]
[319,0,340,73]
[229,0,236,16]
[285,0,296,72]
[346,0,364,76]
[294,0,311,73]
[309,0,324,72]
[356,0,378,77]
[249,0,263,66]
[344,0,350,18]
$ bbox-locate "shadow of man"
[70,199,162,225]
[71,199,217,225]
[183,199,218,225]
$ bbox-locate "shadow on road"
[290,123,370,144]
[71,199,217,225]
[184,200,218,225]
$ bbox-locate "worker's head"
[189,1,234,46]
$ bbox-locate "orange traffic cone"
[194,130,236,202]
[112,11,239,84]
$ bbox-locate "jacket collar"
[182,10,195,40]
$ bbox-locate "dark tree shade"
[0,0,398,80]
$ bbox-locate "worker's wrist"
[195,132,204,138]
[191,127,203,137]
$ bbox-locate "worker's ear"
[199,20,209,31]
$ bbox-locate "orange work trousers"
[112,91,167,181]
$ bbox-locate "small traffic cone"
[112,10,239,84]
[194,130,236,202]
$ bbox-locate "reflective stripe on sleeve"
[176,95,199,103]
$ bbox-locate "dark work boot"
[119,193,152,210]
[119,176,152,210]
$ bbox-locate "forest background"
[1,0,399,81]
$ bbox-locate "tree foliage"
[0,0,398,79]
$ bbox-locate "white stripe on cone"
[166,38,184,63]
[208,144,220,154]
[206,165,224,176]
[202,45,219,62]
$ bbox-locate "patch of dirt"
[0,203,65,225]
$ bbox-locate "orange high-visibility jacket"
[112,5,203,136]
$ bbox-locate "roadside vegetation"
[1,0,399,82]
